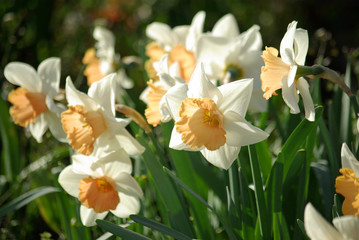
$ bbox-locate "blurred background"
[1,0,359,238]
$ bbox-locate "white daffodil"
[145,11,204,83]
[4,57,66,143]
[197,25,266,112]
[140,54,185,126]
[58,149,143,227]
[164,63,268,169]
[61,74,144,156]
[335,143,359,217]
[261,21,315,121]
[82,26,133,100]
[304,203,359,240]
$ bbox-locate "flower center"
[8,87,48,127]
[145,80,167,127]
[82,48,106,86]
[260,47,290,99]
[61,105,107,155]
[335,168,359,217]
[176,98,226,150]
[223,63,244,82]
[78,176,119,213]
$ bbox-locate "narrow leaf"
[96,220,150,240]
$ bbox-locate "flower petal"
[29,114,48,143]
[169,127,199,151]
[341,143,359,176]
[110,192,140,218]
[99,149,133,176]
[217,78,253,117]
[58,165,86,197]
[187,63,222,101]
[164,83,188,121]
[200,144,241,169]
[65,77,98,111]
[332,216,359,239]
[281,76,300,114]
[38,57,61,97]
[4,62,42,92]
[88,74,116,117]
[44,111,67,142]
[293,28,309,65]
[304,203,344,240]
[297,77,315,121]
[115,173,143,197]
[114,129,145,156]
[223,111,269,147]
[186,11,205,51]
[146,22,177,48]
[238,25,263,53]
[80,205,108,227]
[211,13,239,38]
[280,21,297,64]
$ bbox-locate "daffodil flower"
[140,54,185,126]
[61,74,144,156]
[145,11,204,82]
[304,203,359,240]
[58,149,143,227]
[261,21,315,121]
[210,13,239,38]
[335,143,359,217]
[197,25,266,112]
[164,63,268,169]
[83,26,134,101]
[4,57,66,142]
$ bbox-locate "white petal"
[333,216,359,239]
[43,111,67,142]
[29,114,48,143]
[201,144,241,170]
[281,76,300,114]
[297,77,315,121]
[212,13,239,38]
[172,25,190,46]
[98,149,133,176]
[341,143,359,176]
[217,78,253,117]
[164,83,188,121]
[224,111,269,147]
[287,64,297,88]
[146,22,177,47]
[237,25,263,52]
[115,173,143,197]
[116,69,134,89]
[88,74,116,117]
[58,165,84,197]
[93,26,115,51]
[71,154,98,175]
[4,62,41,92]
[187,63,222,101]
[294,28,309,65]
[110,192,140,218]
[186,11,205,51]
[280,21,297,64]
[80,205,108,227]
[304,203,344,240]
[196,36,231,77]
[139,86,150,104]
[38,57,61,97]
[65,77,98,111]
[114,129,145,156]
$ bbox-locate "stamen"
[78,176,119,213]
[223,63,244,82]
[8,87,48,127]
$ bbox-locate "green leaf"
[281,106,323,180]
[96,220,151,240]
[163,167,238,240]
[130,215,192,240]
[0,96,20,182]
[0,186,60,218]
[296,219,310,240]
[248,145,270,239]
